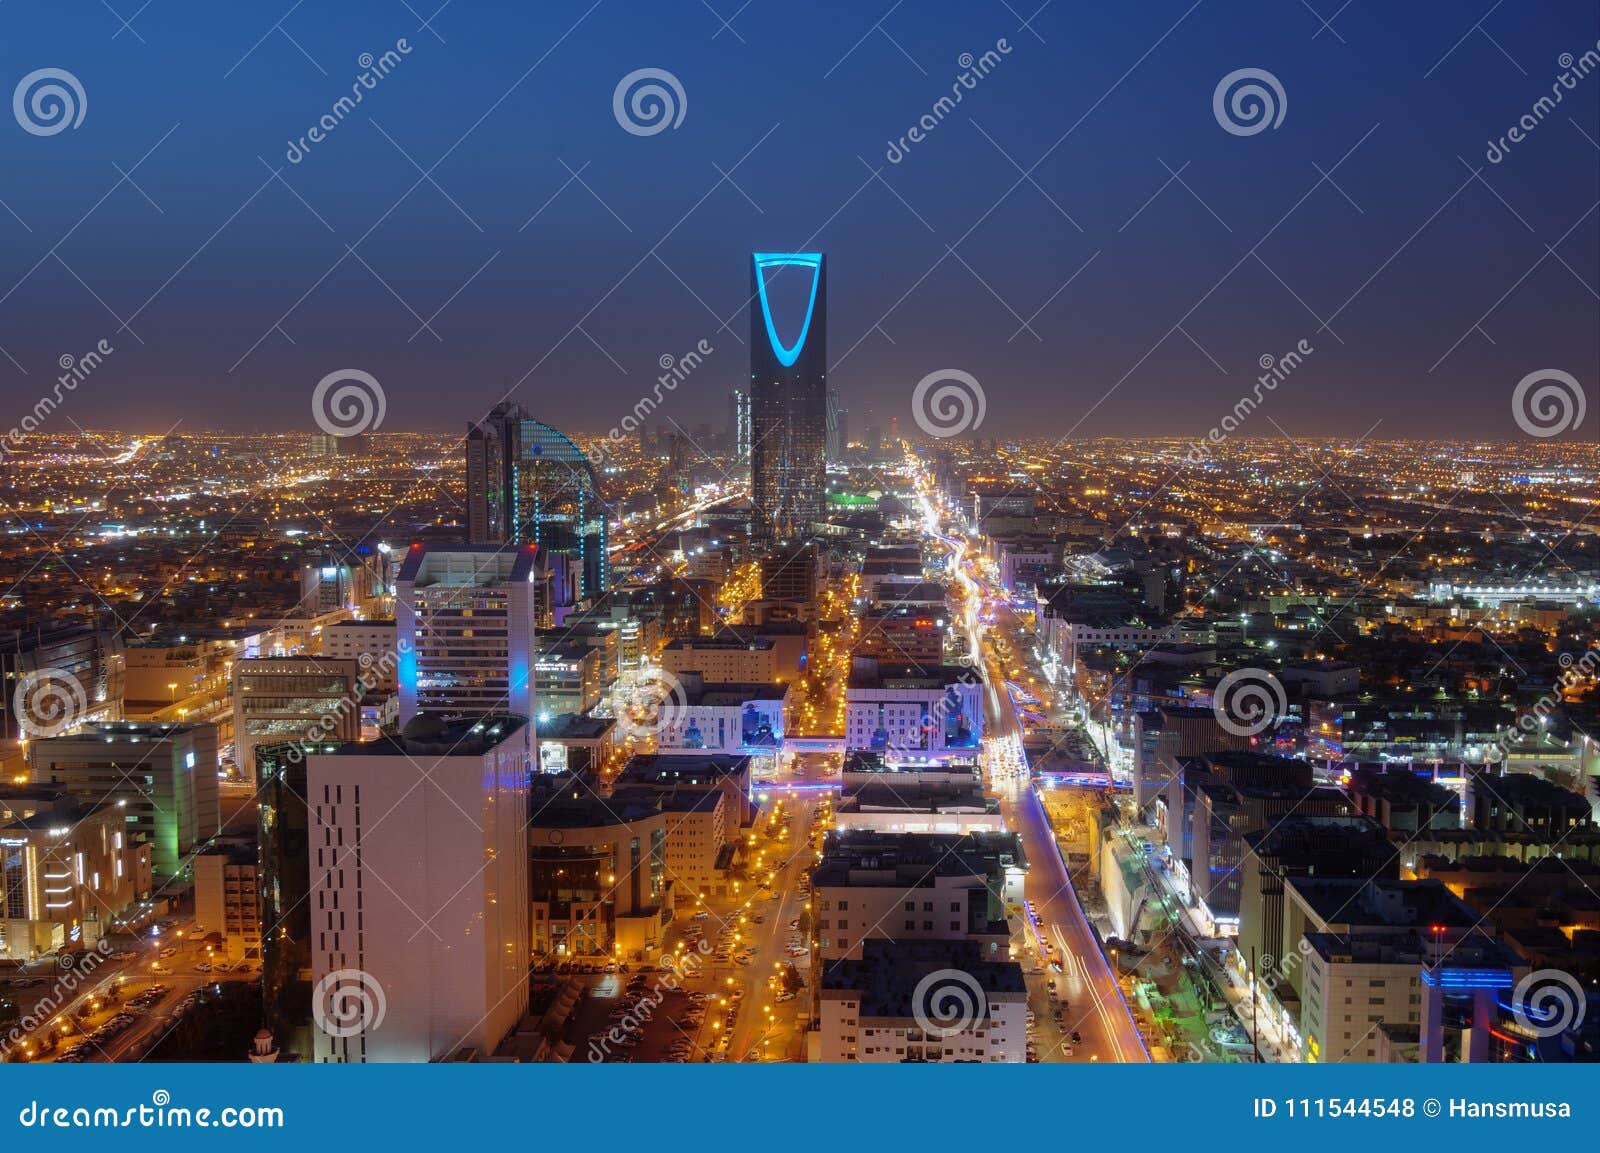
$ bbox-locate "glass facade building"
[749,252,827,540]
[467,404,609,598]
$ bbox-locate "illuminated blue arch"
[753,253,822,368]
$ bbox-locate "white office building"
[844,660,983,763]
[306,714,532,1063]
[396,543,538,726]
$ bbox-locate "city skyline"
[2,0,1599,1094]
[0,2,1593,442]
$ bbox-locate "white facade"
[657,688,789,757]
[1300,939,1423,1063]
[396,544,538,726]
[320,620,401,690]
[845,678,983,760]
[1045,618,1180,674]
[661,638,778,684]
[307,717,531,1062]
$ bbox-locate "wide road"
[920,481,1147,1063]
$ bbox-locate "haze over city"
[0,5,1598,1139]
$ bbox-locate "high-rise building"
[27,721,220,883]
[396,543,539,727]
[306,714,531,1062]
[749,252,827,540]
[826,389,845,463]
[729,387,751,463]
[465,404,609,597]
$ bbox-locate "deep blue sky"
[0,0,1595,440]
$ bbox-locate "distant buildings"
[396,543,539,726]
[306,715,531,1063]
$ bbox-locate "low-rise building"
[845,659,982,762]
[810,829,1026,964]
[193,841,261,964]
[662,634,778,684]
[818,939,1027,1062]
[0,798,150,959]
[528,779,673,960]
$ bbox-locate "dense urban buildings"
[3,425,1598,1069]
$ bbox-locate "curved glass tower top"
[749,252,827,541]
[752,253,823,367]
[466,405,610,597]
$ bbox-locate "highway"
[917,475,1147,1063]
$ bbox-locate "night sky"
[0,0,1595,440]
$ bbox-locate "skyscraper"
[465,403,609,597]
[306,714,531,1062]
[749,252,827,540]
[729,387,751,463]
